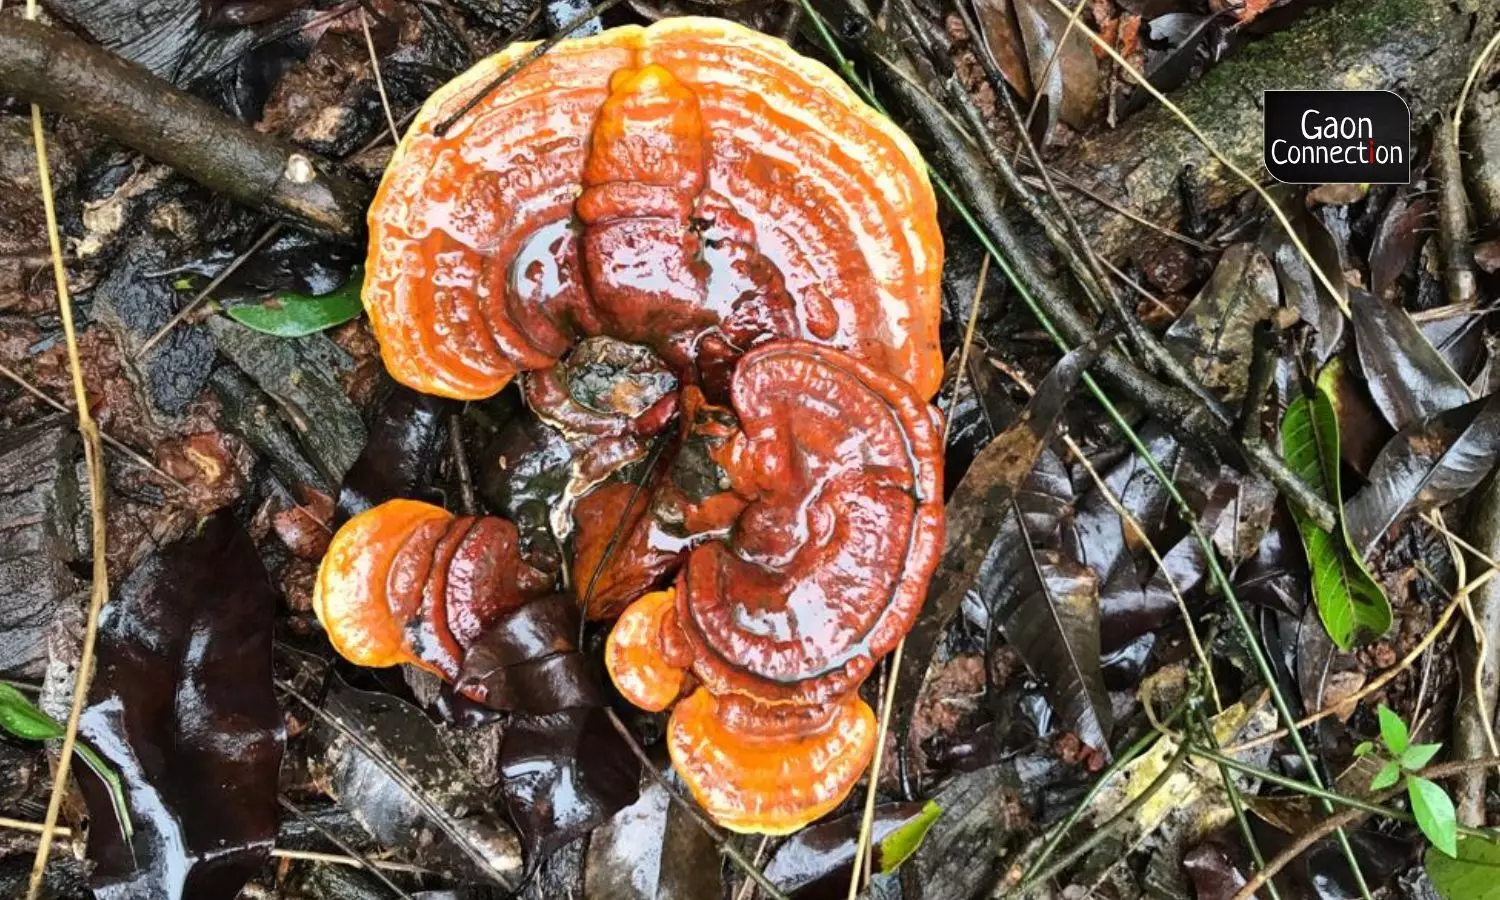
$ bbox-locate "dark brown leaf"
[761,802,932,898]
[79,510,282,900]
[1344,395,1500,557]
[1263,188,1346,365]
[1163,243,1278,405]
[972,0,1033,100]
[996,535,1111,751]
[1368,193,1434,301]
[583,778,722,900]
[1350,287,1472,431]
[311,679,522,888]
[337,378,454,522]
[1011,0,1102,139]
[894,341,1098,750]
[455,594,640,869]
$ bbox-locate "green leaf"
[1378,705,1410,755]
[875,800,942,873]
[0,683,133,839]
[1409,775,1459,858]
[0,682,64,741]
[1370,760,1402,791]
[225,271,364,338]
[1353,741,1375,758]
[1403,742,1443,771]
[1429,837,1500,900]
[1280,369,1392,650]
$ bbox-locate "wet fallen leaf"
[336,378,453,521]
[1345,395,1500,557]
[1280,369,1391,650]
[1163,243,1279,405]
[1350,288,1472,432]
[995,536,1111,752]
[79,510,283,900]
[1263,188,1346,365]
[1008,0,1103,140]
[1090,697,1274,838]
[972,0,1034,100]
[225,269,364,338]
[1182,840,1250,900]
[310,679,522,889]
[583,777,722,900]
[1369,194,1434,301]
[457,594,640,869]
[894,341,1098,751]
[761,801,940,898]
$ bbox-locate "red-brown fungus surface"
[321,17,948,837]
[605,341,943,833]
[313,500,551,680]
[364,16,943,401]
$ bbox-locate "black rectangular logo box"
[1263,90,1411,185]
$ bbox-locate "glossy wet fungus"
[314,16,945,835]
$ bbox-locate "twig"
[0,18,367,238]
[23,0,110,888]
[0,359,187,491]
[138,223,283,356]
[447,411,476,515]
[279,796,414,899]
[603,709,790,900]
[432,0,627,137]
[1433,115,1478,308]
[361,9,401,145]
[1237,321,1278,444]
[1448,471,1500,824]
[733,836,772,900]
[1210,754,1500,900]
[0,817,435,874]
[1454,27,1500,145]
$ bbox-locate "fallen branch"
[814,0,1337,531]
[0,17,369,239]
[1060,0,1500,262]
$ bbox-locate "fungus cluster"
[313,17,946,835]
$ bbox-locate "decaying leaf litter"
[3,0,1500,897]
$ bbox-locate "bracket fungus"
[605,341,943,833]
[363,16,942,401]
[313,499,552,680]
[316,16,947,837]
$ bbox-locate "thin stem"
[24,0,110,890]
[1016,743,1190,896]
